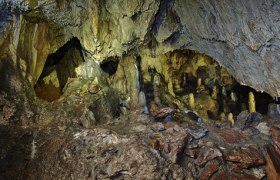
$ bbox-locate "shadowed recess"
[100,57,119,76]
[34,37,84,101]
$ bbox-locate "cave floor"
[1,107,280,179]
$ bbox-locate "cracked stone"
[195,147,222,167]
[199,163,218,180]
[186,126,208,139]
[247,167,266,179]
[265,154,280,180]
[149,125,190,163]
[214,128,250,144]
[271,126,280,149]
[184,143,199,159]
[267,103,280,119]
[236,111,263,130]
[225,144,265,170]
[211,171,259,180]
[256,122,270,136]
[265,144,280,174]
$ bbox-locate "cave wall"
[0,0,280,97]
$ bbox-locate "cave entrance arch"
[34,37,84,102]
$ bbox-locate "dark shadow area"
[100,57,119,76]
[231,84,279,114]
[0,126,32,179]
[0,59,15,93]
[131,11,142,21]
[34,37,84,102]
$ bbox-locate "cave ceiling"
[0,0,280,96]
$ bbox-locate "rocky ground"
[1,92,280,179]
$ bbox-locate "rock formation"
[1,0,280,96]
[1,0,280,179]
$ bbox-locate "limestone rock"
[265,150,280,180]
[1,113,280,179]
[213,128,250,144]
[2,0,280,179]
[186,125,208,139]
[225,145,265,170]
[236,111,263,130]
[195,147,222,167]
[265,144,280,174]
[184,143,199,158]
[199,163,218,180]
[256,122,270,136]
[149,101,176,120]
[149,125,190,163]
[211,171,259,180]
[1,0,280,97]
[271,126,280,150]
[267,103,280,119]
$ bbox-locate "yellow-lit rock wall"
[17,19,65,84]
[1,0,280,97]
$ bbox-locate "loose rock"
[256,122,270,136]
[225,144,265,170]
[199,163,218,180]
[195,147,222,167]
[267,103,280,119]
[186,126,208,139]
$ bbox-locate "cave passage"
[34,37,84,102]
[141,49,279,121]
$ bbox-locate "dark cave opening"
[100,57,119,76]
[231,85,279,114]
[34,37,84,102]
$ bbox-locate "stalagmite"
[153,73,161,105]
[249,92,256,113]
[227,113,234,127]
[139,91,149,114]
[212,86,218,100]
[174,79,181,91]
[230,92,238,102]
[197,78,202,87]
[219,112,226,122]
[189,93,195,110]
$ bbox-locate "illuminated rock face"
[1,0,280,97]
[1,1,280,179]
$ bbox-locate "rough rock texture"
[1,103,280,179]
[1,0,280,179]
[0,0,280,96]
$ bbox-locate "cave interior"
[34,46,279,123]
[1,0,280,179]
